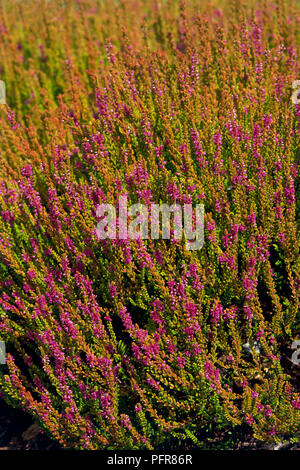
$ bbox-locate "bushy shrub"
[0,0,299,449]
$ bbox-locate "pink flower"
[27,269,37,281]
[109,283,117,299]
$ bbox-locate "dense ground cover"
[0,0,299,450]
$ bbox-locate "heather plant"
[0,0,299,450]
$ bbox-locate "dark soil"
[0,400,61,450]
